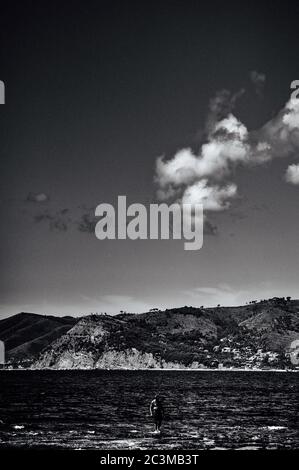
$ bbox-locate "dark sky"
[0,1,299,318]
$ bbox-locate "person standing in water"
[150,394,164,432]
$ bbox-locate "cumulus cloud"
[255,96,299,162]
[155,84,299,216]
[283,97,299,129]
[156,114,250,188]
[285,164,299,185]
[156,149,201,188]
[156,113,249,211]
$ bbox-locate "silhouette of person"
[150,394,164,432]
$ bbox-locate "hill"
[30,297,299,370]
[0,312,77,363]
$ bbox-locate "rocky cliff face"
[31,298,299,370]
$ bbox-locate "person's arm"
[149,400,153,416]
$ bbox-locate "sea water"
[0,370,298,449]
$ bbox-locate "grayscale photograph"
[0,0,298,457]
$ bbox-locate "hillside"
[30,297,299,370]
[0,312,77,363]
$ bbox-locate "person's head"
[155,394,160,403]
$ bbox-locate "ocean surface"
[0,370,298,450]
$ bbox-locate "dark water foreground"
[0,370,298,450]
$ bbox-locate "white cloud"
[155,88,299,211]
[184,284,250,307]
[285,163,299,185]
[156,148,200,188]
[156,114,248,211]
[214,114,248,140]
[257,96,299,159]
[206,88,245,134]
[182,179,237,211]
[283,97,299,130]
[157,115,249,188]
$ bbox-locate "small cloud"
[30,204,97,234]
[34,212,52,223]
[50,218,68,232]
[26,192,49,203]
[34,210,71,231]
[285,163,299,185]
[78,212,98,234]
[250,70,266,96]
[204,219,218,236]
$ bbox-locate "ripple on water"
[0,370,298,449]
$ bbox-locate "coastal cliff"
[27,298,299,370]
